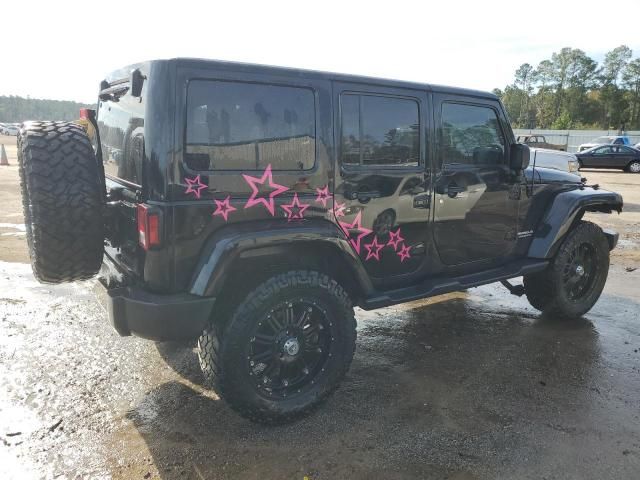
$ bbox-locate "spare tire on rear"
[18,121,105,283]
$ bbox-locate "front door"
[332,83,431,286]
[432,96,519,266]
[582,145,612,168]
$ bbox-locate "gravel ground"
[1,136,640,479]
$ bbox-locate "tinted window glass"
[341,94,419,167]
[441,103,505,166]
[593,146,612,155]
[98,88,145,186]
[186,80,316,171]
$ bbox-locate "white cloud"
[3,0,640,103]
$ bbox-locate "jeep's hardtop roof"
[104,58,498,101]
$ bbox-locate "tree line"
[0,95,95,123]
[494,46,640,130]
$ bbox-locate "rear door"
[332,82,431,286]
[432,94,519,266]
[610,146,636,168]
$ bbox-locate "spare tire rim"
[562,243,596,301]
[247,298,332,398]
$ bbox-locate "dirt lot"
[1,135,640,479]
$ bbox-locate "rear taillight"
[79,108,95,120]
[137,204,161,250]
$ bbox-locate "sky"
[3,0,640,104]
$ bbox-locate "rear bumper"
[106,286,216,341]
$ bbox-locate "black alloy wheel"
[247,298,333,398]
[561,242,597,301]
[198,270,356,423]
[523,221,609,319]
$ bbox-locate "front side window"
[440,103,505,166]
[593,146,612,155]
[186,80,316,171]
[341,93,420,167]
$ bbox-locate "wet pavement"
[1,259,640,479]
[2,149,640,478]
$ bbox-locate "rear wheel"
[524,221,609,318]
[627,160,640,173]
[197,270,356,423]
[18,121,104,283]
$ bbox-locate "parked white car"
[529,147,580,174]
[578,135,631,152]
[2,125,19,136]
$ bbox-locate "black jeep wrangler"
[18,59,623,423]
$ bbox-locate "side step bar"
[361,259,549,310]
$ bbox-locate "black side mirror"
[130,68,145,98]
[510,143,530,171]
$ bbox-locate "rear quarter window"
[185,80,316,171]
[97,90,145,186]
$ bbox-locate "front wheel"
[524,221,610,319]
[198,270,356,423]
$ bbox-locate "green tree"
[0,96,94,123]
[622,58,640,128]
[496,45,638,131]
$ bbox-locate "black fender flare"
[189,219,374,299]
[528,187,623,259]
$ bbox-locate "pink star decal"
[315,185,331,207]
[242,164,289,216]
[339,212,373,255]
[281,193,310,221]
[387,228,404,251]
[364,236,384,262]
[397,244,412,262]
[185,175,207,199]
[213,196,237,222]
[334,201,346,218]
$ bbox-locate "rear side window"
[98,92,145,186]
[340,93,420,167]
[440,102,505,167]
[186,80,316,171]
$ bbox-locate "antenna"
[528,149,537,196]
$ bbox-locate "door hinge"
[508,184,521,200]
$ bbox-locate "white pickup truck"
[529,148,580,174]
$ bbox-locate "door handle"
[356,190,381,203]
[346,190,381,203]
[446,184,466,198]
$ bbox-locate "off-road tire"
[197,270,357,424]
[18,121,104,283]
[524,221,609,318]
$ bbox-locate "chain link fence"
[513,129,640,153]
